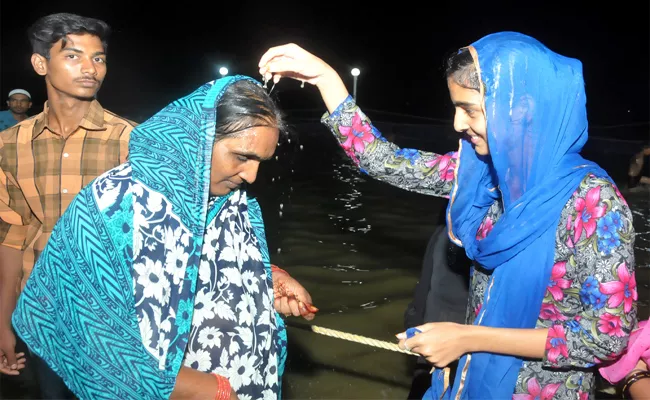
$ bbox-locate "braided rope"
[309,325,419,356]
[294,322,451,384]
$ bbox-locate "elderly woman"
[12,76,316,400]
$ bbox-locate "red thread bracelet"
[211,373,231,400]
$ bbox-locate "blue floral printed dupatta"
[427,33,609,399]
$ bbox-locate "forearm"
[171,367,230,400]
[321,98,456,197]
[315,68,351,114]
[0,246,23,326]
[466,325,548,359]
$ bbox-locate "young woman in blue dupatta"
[12,76,317,400]
[258,33,637,399]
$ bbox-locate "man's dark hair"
[28,13,111,59]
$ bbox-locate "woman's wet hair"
[445,48,482,91]
[216,80,287,140]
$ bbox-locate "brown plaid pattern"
[0,100,136,287]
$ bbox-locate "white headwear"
[7,89,31,99]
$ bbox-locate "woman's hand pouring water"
[258,43,351,114]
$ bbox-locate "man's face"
[6,94,31,115]
[32,33,107,100]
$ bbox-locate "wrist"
[271,264,288,275]
[211,373,232,400]
[316,68,350,113]
[315,67,342,89]
[0,308,15,328]
[633,359,648,372]
[460,324,483,354]
[0,319,11,329]
[622,370,650,398]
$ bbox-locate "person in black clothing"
[403,208,472,399]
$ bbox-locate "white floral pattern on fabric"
[131,186,281,398]
[131,179,195,371]
[183,191,279,399]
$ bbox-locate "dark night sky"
[1,1,649,133]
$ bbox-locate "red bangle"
[271,264,288,275]
[211,373,231,400]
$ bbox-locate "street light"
[351,68,360,101]
[219,66,229,77]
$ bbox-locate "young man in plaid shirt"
[0,13,136,398]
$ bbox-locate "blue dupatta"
[13,76,287,399]
[426,32,609,399]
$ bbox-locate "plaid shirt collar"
[32,99,106,140]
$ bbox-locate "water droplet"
[275,156,279,160]
[300,145,304,150]
[279,203,284,210]
[279,211,283,217]
[272,178,275,182]
[288,138,291,143]
[277,248,282,254]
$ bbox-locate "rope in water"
[306,324,419,356]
